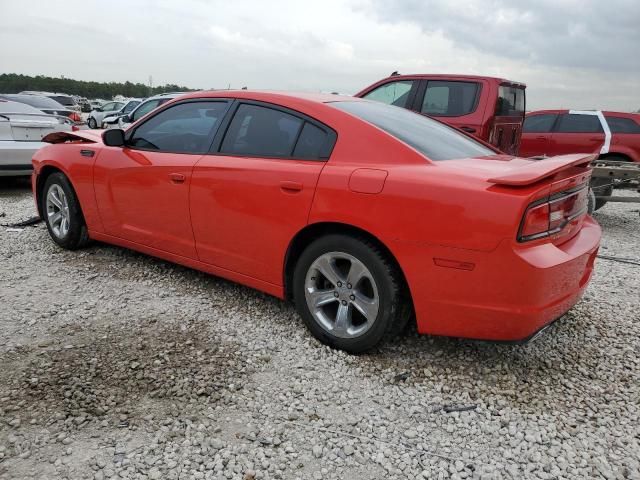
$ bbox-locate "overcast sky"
[1,0,638,110]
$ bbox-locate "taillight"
[518,184,589,242]
[70,112,81,122]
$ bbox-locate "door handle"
[169,173,186,184]
[460,126,476,133]
[280,181,303,193]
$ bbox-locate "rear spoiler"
[487,154,595,186]
[42,130,101,144]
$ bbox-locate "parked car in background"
[520,110,640,211]
[19,91,81,113]
[86,100,126,128]
[98,98,142,128]
[32,91,599,352]
[0,94,83,123]
[89,99,105,110]
[0,99,71,176]
[77,97,92,112]
[355,73,526,155]
[103,93,183,129]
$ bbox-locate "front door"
[94,99,231,259]
[190,102,335,285]
[519,113,558,157]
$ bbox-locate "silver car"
[88,99,142,129]
[0,100,72,176]
[86,100,125,129]
[103,93,183,129]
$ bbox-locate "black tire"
[41,173,91,250]
[292,234,408,353]
[88,117,97,129]
[590,177,612,211]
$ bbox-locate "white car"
[86,100,126,129]
[0,100,72,176]
[103,93,183,129]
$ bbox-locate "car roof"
[178,90,362,105]
[366,73,526,87]
[527,109,639,118]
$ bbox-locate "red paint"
[355,74,526,155]
[32,90,601,342]
[521,110,640,162]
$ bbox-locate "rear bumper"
[0,141,43,176]
[402,216,601,341]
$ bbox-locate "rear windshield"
[3,95,65,110]
[496,85,525,116]
[50,95,76,106]
[331,100,495,161]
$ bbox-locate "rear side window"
[523,114,557,133]
[421,81,479,116]
[556,114,603,133]
[605,116,640,134]
[293,123,328,159]
[332,100,494,161]
[362,81,414,108]
[129,101,229,154]
[221,104,303,157]
[496,85,525,116]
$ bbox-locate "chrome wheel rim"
[46,184,70,239]
[304,252,379,339]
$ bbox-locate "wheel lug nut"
[341,300,347,306]
[347,283,352,289]
[349,294,355,301]
[334,292,339,298]
[337,281,342,287]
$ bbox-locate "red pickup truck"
[355,73,526,155]
[520,110,640,162]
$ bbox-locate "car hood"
[42,129,103,144]
[438,153,595,186]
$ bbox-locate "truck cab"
[355,73,526,155]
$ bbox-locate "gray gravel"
[1,177,639,480]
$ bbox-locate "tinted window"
[3,94,65,110]
[122,100,140,113]
[332,101,494,161]
[293,122,328,159]
[523,114,557,133]
[556,114,603,133]
[132,99,162,122]
[496,86,525,116]
[221,104,303,157]
[421,81,479,116]
[129,101,228,154]
[50,95,75,106]
[362,81,414,108]
[606,116,640,134]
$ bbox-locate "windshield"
[331,100,494,161]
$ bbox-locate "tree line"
[0,73,194,99]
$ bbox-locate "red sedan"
[32,91,601,353]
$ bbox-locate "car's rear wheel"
[42,173,90,250]
[88,117,97,129]
[590,177,613,211]
[293,234,407,353]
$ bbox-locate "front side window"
[523,114,557,133]
[129,101,229,154]
[556,114,603,133]
[421,81,479,116]
[605,116,640,134]
[362,81,414,108]
[131,99,161,122]
[220,104,303,157]
[101,102,115,111]
[332,100,494,161]
[496,85,525,116]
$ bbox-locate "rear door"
[190,101,336,285]
[413,79,484,136]
[549,113,604,156]
[519,113,558,157]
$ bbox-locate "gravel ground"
[1,177,639,480]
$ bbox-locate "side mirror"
[121,114,131,123]
[102,129,126,147]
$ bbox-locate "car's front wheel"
[293,234,408,353]
[88,117,97,129]
[42,173,90,250]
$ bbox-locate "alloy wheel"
[304,252,379,339]
[46,184,70,239]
